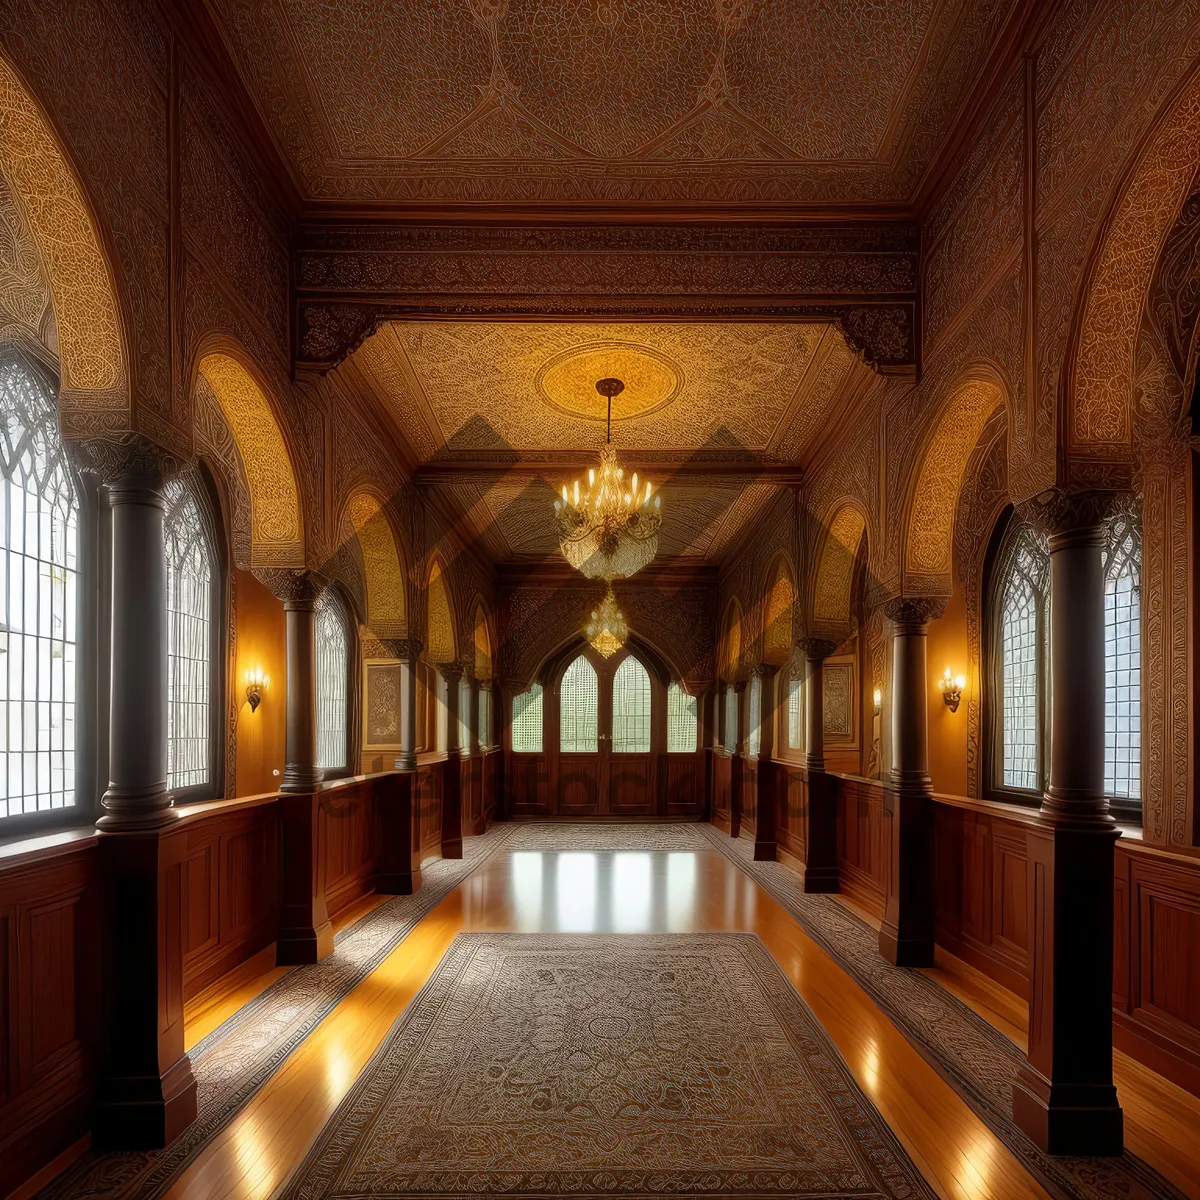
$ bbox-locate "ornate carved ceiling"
[207,0,1019,206]
[345,318,864,560]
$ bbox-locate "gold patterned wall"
[197,352,304,567]
[906,380,1003,579]
[762,561,796,666]
[813,504,867,629]
[0,54,124,413]
[426,558,456,663]
[348,492,407,638]
[473,603,492,681]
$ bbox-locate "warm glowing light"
[585,584,629,658]
[613,853,652,932]
[872,687,882,709]
[937,668,965,712]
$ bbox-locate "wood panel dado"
[0,835,101,1199]
[836,775,888,917]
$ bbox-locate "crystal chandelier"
[553,378,662,581]
[586,584,629,658]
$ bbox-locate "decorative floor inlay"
[281,933,936,1200]
[698,826,1184,1200]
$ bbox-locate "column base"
[878,922,934,968]
[801,865,839,894]
[753,838,776,862]
[395,753,417,771]
[1013,1064,1124,1155]
[277,921,334,965]
[373,869,418,895]
[441,837,464,860]
[94,1055,196,1150]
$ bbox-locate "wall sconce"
[937,668,966,713]
[872,687,882,711]
[245,667,268,713]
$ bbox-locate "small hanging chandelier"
[585,584,629,658]
[554,377,662,581]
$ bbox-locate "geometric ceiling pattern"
[208,0,1018,204]
[347,320,862,561]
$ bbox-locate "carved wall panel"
[364,661,401,750]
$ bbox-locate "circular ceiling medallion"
[537,341,683,422]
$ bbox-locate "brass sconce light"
[937,668,965,713]
[872,687,882,711]
[245,666,268,713]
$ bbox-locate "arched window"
[512,683,542,753]
[1104,505,1141,806]
[163,475,218,793]
[560,654,598,753]
[315,589,350,773]
[666,682,697,753]
[723,685,737,754]
[612,655,651,753]
[988,506,1142,812]
[747,673,762,758]
[787,673,802,752]
[0,354,79,819]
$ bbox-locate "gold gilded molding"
[1073,78,1200,449]
[197,352,303,567]
[348,492,407,638]
[0,55,124,407]
[814,504,867,629]
[906,380,1002,577]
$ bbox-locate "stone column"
[1011,490,1123,1155]
[798,637,840,892]
[77,436,196,1147]
[752,665,780,862]
[397,639,421,771]
[438,662,464,858]
[879,596,947,966]
[257,571,331,965]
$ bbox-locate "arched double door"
[553,645,661,816]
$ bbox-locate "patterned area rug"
[281,933,936,1200]
[696,825,1183,1200]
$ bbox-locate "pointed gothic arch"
[346,490,407,640]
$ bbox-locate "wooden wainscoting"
[710,752,733,833]
[322,780,376,921]
[664,753,704,818]
[739,760,758,840]
[836,775,888,918]
[413,760,444,860]
[179,797,280,1003]
[777,765,808,863]
[0,833,101,1199]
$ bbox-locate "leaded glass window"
[560,654,598,753]
[512,683,542,753]
[0,354,78,818]
[723,685,737,754]
[1104,507,1141,805]
[747,673,762,758]
[787,673,802,751]
[666,682,697,753]
[478,686,490,749]
[612,655,651,753]
[164,477,213,791]
[998,529,1047,792]
[315,590,349,772]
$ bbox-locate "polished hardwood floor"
[167,835,1200,1200]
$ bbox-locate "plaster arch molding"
[347,491,408,640]
[0,53,126,428]
[904,377,1006,590]
[196,351,304,569]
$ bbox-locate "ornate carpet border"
[696,825,1182,1200]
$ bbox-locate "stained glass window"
[512,683,542,753]
[612,655,651,753]
[666,682,697,753]
[164,477,213,791]
[723,685,737,754]
[478,686,490,749]
[747,673,762,758]
[998,529,1046,792]
[315,590,349,772]
[560,654,598,753]
[0,355,78,819]
[1104,508,1141,805]
[787,674,802,751]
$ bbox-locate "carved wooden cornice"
[796,636,840,664]
[292,222,920,378]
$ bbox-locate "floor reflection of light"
[666,852,697,930]
[556,852,597,931]
[510,851,544,930]
[859,1037,881,1097]
[957,1136,991,1197]
[612,853,652,931]
[325,1037,355,1104]
[232,1115,273,1193]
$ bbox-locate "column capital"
[796,636,839,663]
[437,660,465,684]
[375,636,423,662]
[882,595,948,633]
[73,432,180,494]
[1016,487,1118,549]
[254,568,326,607]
